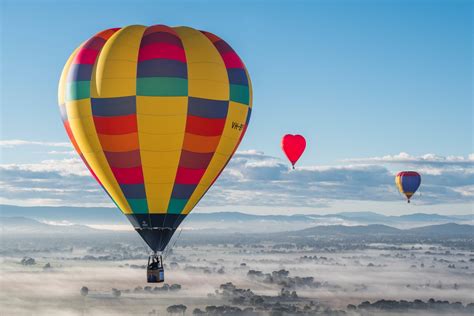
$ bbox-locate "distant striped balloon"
[58,25,252,252]
[395,171,421,203]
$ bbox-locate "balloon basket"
[147,254,164,283]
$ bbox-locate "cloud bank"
[0,140,472,208]
[203,151,473,207]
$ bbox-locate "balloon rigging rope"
[158,213,168,253]
[163,211,186,257]
[165,226,183,259]
[163,218,186,259]
[137,234,150,255]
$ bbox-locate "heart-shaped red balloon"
[281,134,306,168]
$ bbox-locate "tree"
[20,257,36,266]
[112,288,121,297]
[80,286,89,297]
[167,304,187,315]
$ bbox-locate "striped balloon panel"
[185,31,253,211]
[58,25,252,224]
[58,28,121,206]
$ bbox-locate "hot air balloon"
[58,25,252,282]
[395,171,421,203]
[281,134,306,169]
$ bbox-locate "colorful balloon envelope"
[58,25,252,252]
[281,134,306,169]
[395,171,421,203]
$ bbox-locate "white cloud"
[39,220,75,226]
[0,139,72,148]
[451,185,474,197]
[0,158,89,177]
[47,150,76,155]
[0,157,110,207]
[199,151,473,208]
[344,152,474,166]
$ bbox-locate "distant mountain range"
[1,216,472,238]
[0,205,471,229]
[0,205,126,224]
[0,216,101,234]
[326,211,472,223]
[291,222,473,237]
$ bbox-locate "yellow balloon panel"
[139,133,185,151]
[65,99,93,119]
[136,96,188,115]
[141,151,182,168]
[93,26,145,98]
[137,115,186,134]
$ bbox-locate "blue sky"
[0,0,472,214]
